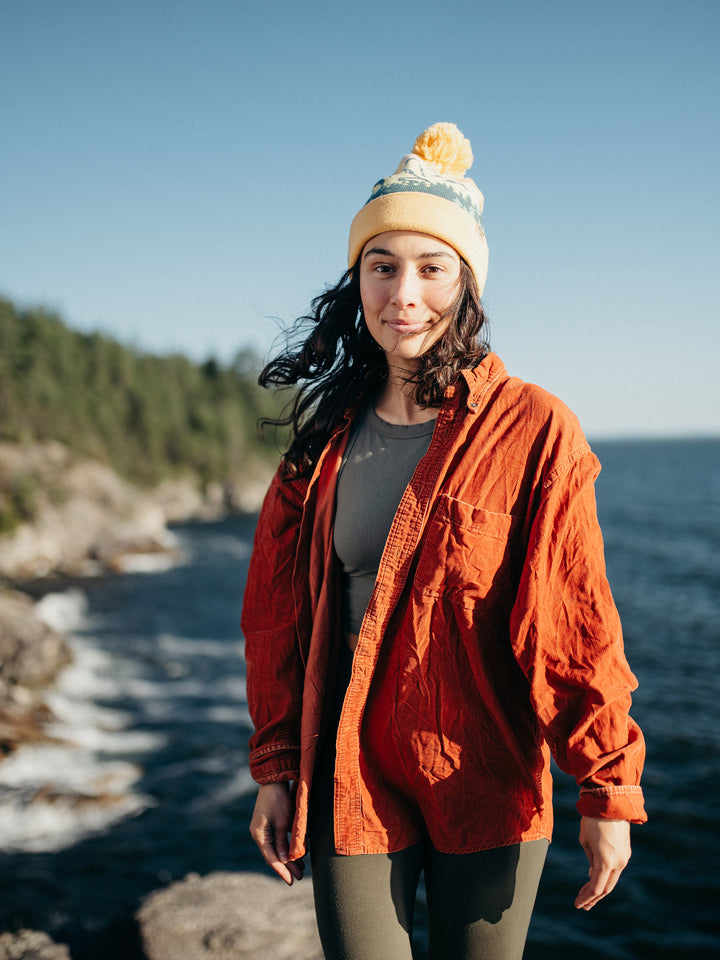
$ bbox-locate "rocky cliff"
[0,441,272,581]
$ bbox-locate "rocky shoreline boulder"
[137,871,323,960]
[0,930,71,960]
[0,591,71,688]
[0,589,72,758]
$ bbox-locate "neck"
[374,370,439,426]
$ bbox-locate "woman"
[242,123,646,960]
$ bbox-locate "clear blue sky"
[2,0,718,438]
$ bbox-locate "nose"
[390,269,419,308]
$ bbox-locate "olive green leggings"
[309,646,547,959]
[309,734,546,959]
[309,816,547,960]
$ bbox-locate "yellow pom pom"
[412,122,473,177]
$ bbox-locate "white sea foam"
[0,738,156,853]
[0,590,165,852]
[34,587,89,633]
[0,746,139,793]
[0,784,153,854]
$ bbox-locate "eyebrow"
[363,247,456,260]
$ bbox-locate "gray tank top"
[333,405,436,634]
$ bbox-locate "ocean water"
[0,438,718,958]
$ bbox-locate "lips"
[385,319,430,334]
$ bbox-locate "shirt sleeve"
[241,465,309,784]
[509,445,647,823]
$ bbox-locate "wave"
[0,590,165,853]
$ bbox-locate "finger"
[267,849,305,883]
[579,875,612,909]
[251,820,297,886]
[575,859,610,910]
[575,865,622,911]
[256,836,297,885]
[273,833,300,884]
[274,828,306,881]
[287,858,306,881]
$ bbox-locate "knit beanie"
[348,122,489,296]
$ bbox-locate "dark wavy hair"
[259,259,490,476]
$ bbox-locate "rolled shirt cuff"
[577,784,647,822]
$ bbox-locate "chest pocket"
[414,495,518,609]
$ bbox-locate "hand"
[249,782,305,885]
[575,816,631,910]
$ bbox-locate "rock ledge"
[137,871,323,960]
[0,930,71,960]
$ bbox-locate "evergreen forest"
[0,296,286,491]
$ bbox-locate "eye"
[422,264,444,275]
[372,263,395,274]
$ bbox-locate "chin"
[386,333,440,361]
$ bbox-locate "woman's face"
[359,231,461,369]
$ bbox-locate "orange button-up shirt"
[242,354,646,860]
